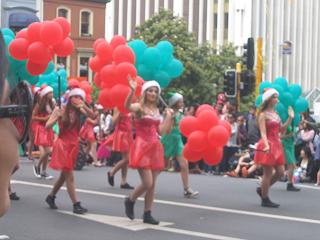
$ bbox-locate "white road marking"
[59,211,246,240]
[12,180,320,225]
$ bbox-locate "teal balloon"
[164,59,184,78]
[1,28,15,38]
[289,84,302,99]
[142,47,161,70]
[19,65,39,85]
[294,97,309,113]
[275,102,286,115]
[282,92,294,107]
[156,41,174,67]
[272,84,284,102]
[255,95,263,107]
[258,81,273,94]
[280,111,289,123]
[274,77,288,91]
[57,69,67,80]
[153,71,171,88]
[3,35,13,47]
[128,40,147,65]
[293,113,301,126]
[44,61,55,75]
[137,64,153,80]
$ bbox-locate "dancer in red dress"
[255,88,294,207]
[45,88,94,214]
[107,108,134,189]
[124,78,173,225]
[80,105,102,167]
[32,86,55,179]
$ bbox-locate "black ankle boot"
[46,195,58,209]
[73,202,88,214]
[124,197,135,220]
[256,187,262,198]
[287,183,300,191]
[143,211,159,225]
[261,197,280,208]
[107,171,114,186]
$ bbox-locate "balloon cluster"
[89,35,144,112]
[67,78,93,104]
[179,104,231,165]
[8,17,74,76]
[256,77,309,126]
[1,28,39,87]
[128,40,184,88]
[36,65,68,99]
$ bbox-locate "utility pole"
[256,37,263,97]
[236,62,241,111]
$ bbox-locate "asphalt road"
[1,159,320,240]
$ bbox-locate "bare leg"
[27,131,35,159]
[144,170,160,212]
[65,171,77,204]
[261,166,273,198]
[130,169,152,201]
[270,165,285,186]
[176,156,189,190]
[91,141,100,166]
[110,152,129,185]
[49,172,66,196]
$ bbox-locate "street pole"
[236,62,241,112]
[256,37,263,97]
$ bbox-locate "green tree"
[133,9,242,106]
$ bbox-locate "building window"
[56,56,70,76]
[78,53,93,82]
[80,10,93,36]
[57,6,71,22]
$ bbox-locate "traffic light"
[223,69,237,98]
[240,70,255,97]
[243,37,255,70]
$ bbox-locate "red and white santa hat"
[68,88,86,100]
[40,85,53,97]
[262,88,279,103]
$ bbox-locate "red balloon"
[68,79,80,88]
[27,22,42,42]
[113,45,135,64]
[96,41,113,63]
[196,104,215,117]
[197,109,219,132]
[179,116,199,137]
[135,76,144,97]
[93,73,102,88]
[110,84,131,106]
[219,119,232,135]
[115,62,137,85]
[89,56,103,72]
[80,82,92,94]
[27,41,51,64]
[54,17,71,39]
[187,131,208,152]
[208,125,230,147]
[26,60,48,76]
[100,65,118,89]
[110,35,126,49]
[86,94,92,104]
[9,38,29,60]
[182,144,203,163]
[117,104,130,114]
[41,21,63,46]
[16,29,28,39]
[53,37,74,57]
[98,88,115,109]
[202,147,223,166]
[93,38,105,51]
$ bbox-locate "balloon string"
[159,95,169,108]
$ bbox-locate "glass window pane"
[79,57,89,79]
[81,12,90,35]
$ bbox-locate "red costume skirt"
[129,137,164,171]
[50,138,79,171]
[254,139,285,166]
[34,124,54,147]
[79,122,96,142]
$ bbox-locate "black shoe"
[256,187,262,198]
[46,195,58,209]
[261,197,280,208]
[73,202,88,214]
[143,211,159,225]
[124,197,135,220]
[120,183,134,189]
[287,183,300,191]
[107,171,114,186]
[9,192,20,201]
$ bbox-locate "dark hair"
[38,93,55,114]
[301,146,312,159]
[62,97,81,130]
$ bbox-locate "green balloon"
[153,71,171,88]
[258,81,273,94]
[289,84,302,99]
[274,77,288,91]
[255,95,263,107]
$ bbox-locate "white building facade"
[106,0,319,92]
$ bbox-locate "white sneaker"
[33,165,40,178]
[41,173,53,180]
[184,188,199,198]
[0,235,9,239]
